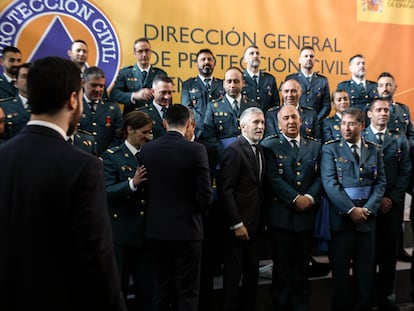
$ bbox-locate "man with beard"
[78,66,123,156]
[110,38,167,115]
[286,46,331,123]
[377,71,414,146]
[0,56,126,311]
[0,46,22,101]
[182,48,224,138]
[242,45,280,113]
[337,54,378,111]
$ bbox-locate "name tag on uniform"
[344,186,372,200]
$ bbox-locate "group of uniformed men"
[1,38,413,311]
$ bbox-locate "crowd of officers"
[1,39,414,311]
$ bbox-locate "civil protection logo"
[0,0,121,86]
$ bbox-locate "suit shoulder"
[260,71,276,79]
[118,65,134,72]
[314,72,328,80]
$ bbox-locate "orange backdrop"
[1,0,413,111]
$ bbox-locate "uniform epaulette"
[324,139,339,145]
[77,128,93,136]
[106,146,121,154]
[0,96,15,103]
[301,105,314,111]
[267,106,279,112]
[303,135,318,142]
[365,140,382,148]
[136,104,152,111]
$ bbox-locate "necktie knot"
[232,100,239,115]
[376,132,383,144]
[252,75,258,86]
[359,82,366,92]
[204,78,211,87]
[291,139,299,155]
[142,70,147,80]
[351,144,360,163]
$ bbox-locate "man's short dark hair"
[300,46,314,53]
[1,46,21,59]
[196,48,216,62]
[342,107,365,124]
[152,75,173,88]
[349,54,364,65]
[133,37,151,49]
[28,57,82,115]
[367,97,392,112]
[16,63,31,79]
[83,66,106,80]
[165,104,189,128]
[377,71,395,81]
[69,39,88,50]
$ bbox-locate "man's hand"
[380,197,393,214]
[234,225,250,240]
[132,88,153,101]
[294,195,313,212]
[350,207,369,224]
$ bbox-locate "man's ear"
[68,91,78,111]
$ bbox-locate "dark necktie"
[291,139,299,156]
[204,78,211,88]
[252,75,258,86]
[307,76,312,83]
[251,144,261,176]
[376,132,383,144]
[359,82,366,93]
[142,71,147,81]
[232,100,239,116]
[351,144,359,163]
[89,102,96,113]
[161,106,168,119]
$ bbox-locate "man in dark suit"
[182,48,224,138]
[218,107,265,311]
[0,57,126,311]
[242,45,280,112]
[138,75,174,140]
[285,46,331,123]
[78,66,123,156]
[363,98,411,310]
[110,37,167,115]
[139,104,214,311]
[337,54,378,111]
[321,107,386,311]
[0,46,21,101]
[261,104,322,311]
